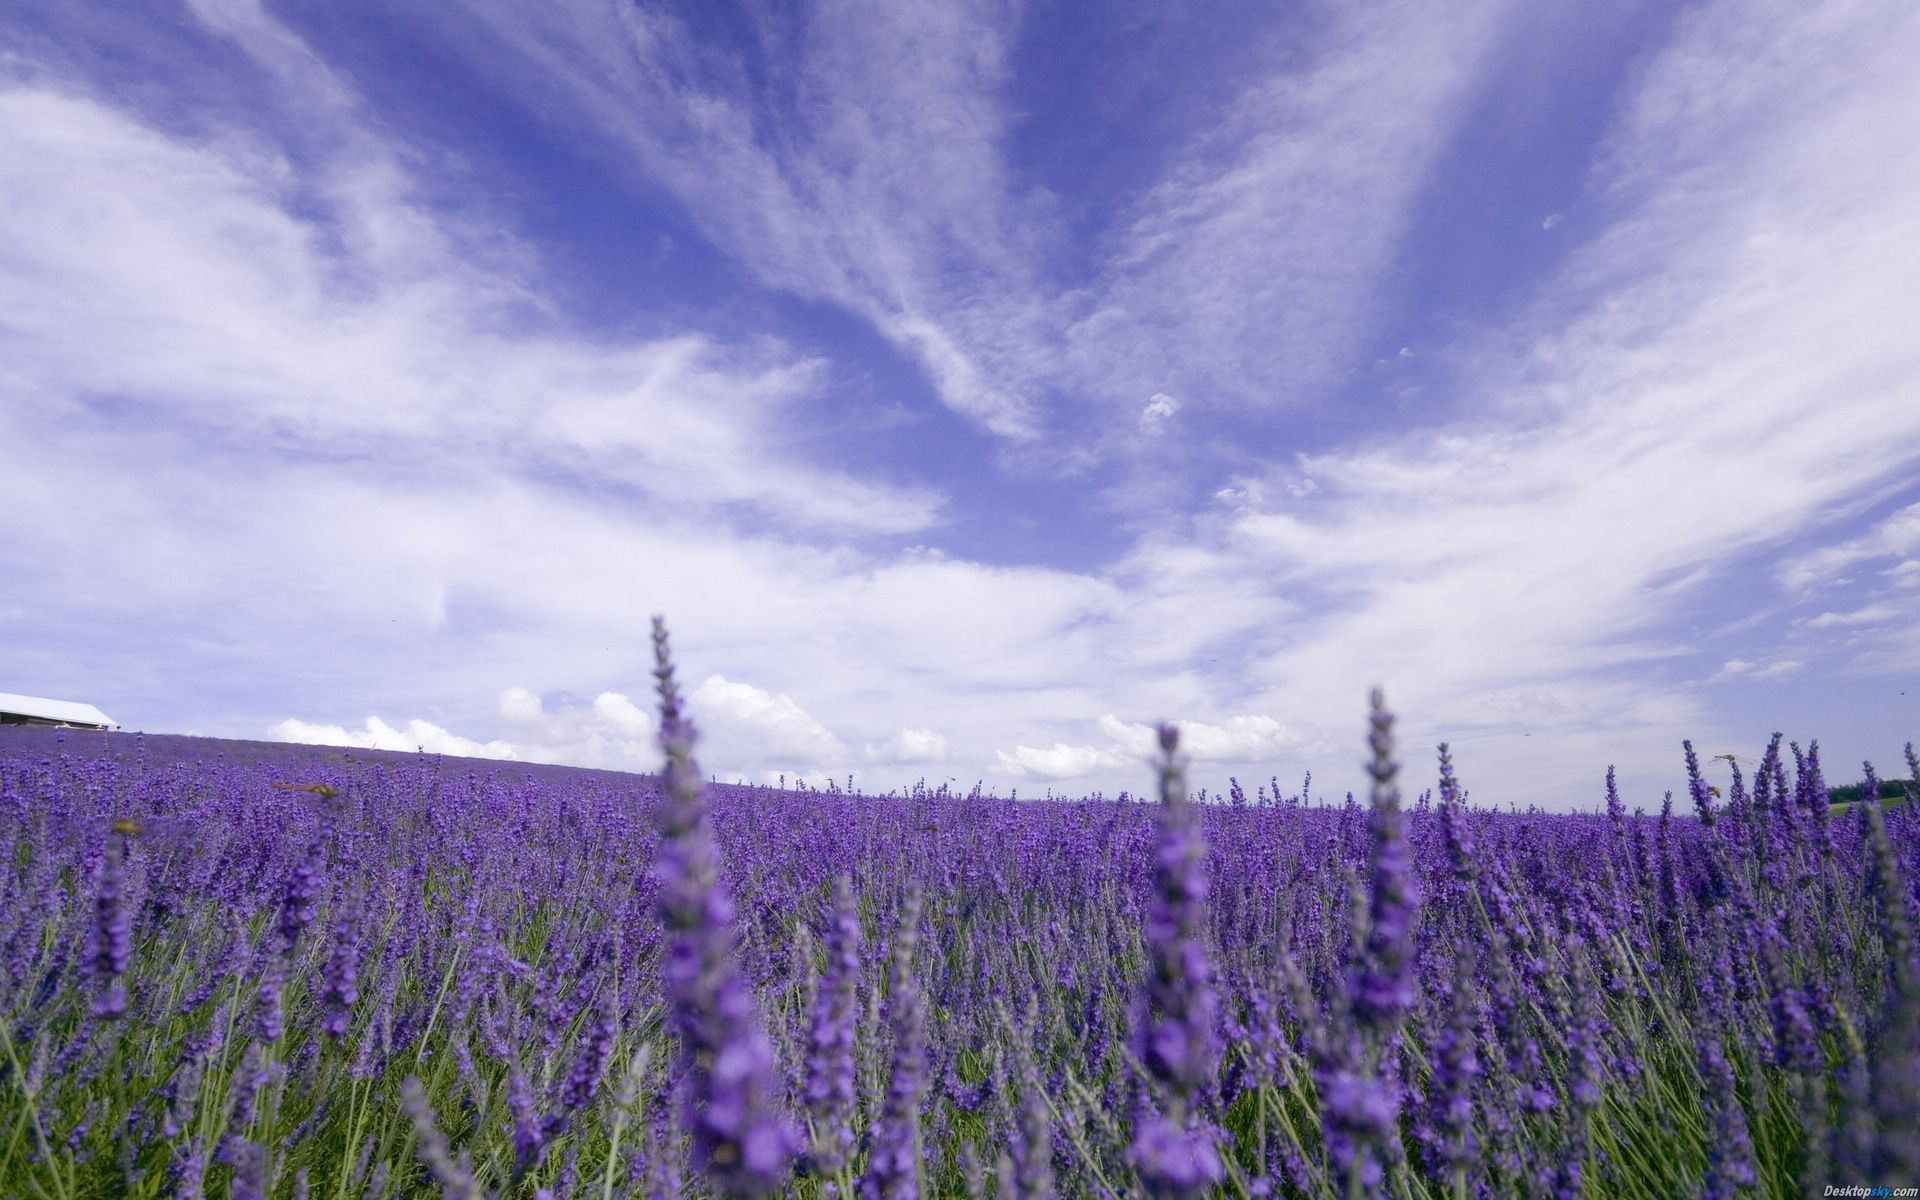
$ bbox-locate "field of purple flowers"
[3,621,1917,1199]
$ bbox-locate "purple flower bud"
[321,888,363,1038]
[1420,965,1481,1181]
[803,875,862,1177]
[1683,740,1716,826]
[1353,690,1420,1035]
[92,830,132,1018]
[1135,724,1220,1103]
[652,618,796,1197]
[508,1065,546,1175]
[1697,1034,1755,1200]
[1437,744,1476,882]
[1001,1015,1056,1200]
[558,1000,616,1116]
[1128,1107,1224,1199]
[277,840,323,954]
[860,888,927,1200]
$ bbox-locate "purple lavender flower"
[1419,960,1481,1186]
[1130,1106,1225,1199]
[1319,1064,1395,1194]
[860,887,927,1200]
[320,887,363,1038]
[556,998,616,1119]
[1353,689,1421,1035]
[253,955,287,1043]
[1437,744,1477,883]
[508,1065,547,1176]
[802,874,862,1178]
[1005,1024,1055,1200]
[401,1076,482,1200]
[1128,723,1224,1198]
[1863,764,1912,975]
[277,839,323,954]
[652,617,795,1197]
[226,1137,266,1200]
[1697,1033,1756,1200]
[91,825,133,1018]
[1683,740,1715,826]
[1862,793,1920,1177]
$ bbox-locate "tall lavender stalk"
[320,887,363,1038]
[1322,689,1422,1199]
[651,616,794,1197]
[860,887,926,1200]
[1418,953,1480,1195]
[1128,723,1223,1198]
[1354,689,1421,1036]
[1863,793,1920,1177]
[802,874,862,1179]
[400,1076,481,1200]
[91,821,134,1019]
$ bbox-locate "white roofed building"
[0,692,118,730]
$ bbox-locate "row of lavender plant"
[2,626,1917,1197]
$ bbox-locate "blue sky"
[3,0,1918,807]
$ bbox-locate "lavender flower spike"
[1353,688,1421,1036]
[320,887,363,1038]
[400,1076,482,1200]
[651,616,796,1198]
[1129,723,1224,1198]
[860,887,927,1200]
[802,874,862,1178]
[92,821,134,1019]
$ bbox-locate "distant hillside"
[0,724,654,788]
[1827,777,1916,808]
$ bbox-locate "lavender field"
[2,628,1917,1200]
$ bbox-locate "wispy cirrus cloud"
[415,0,1522,453]
[0,18,939,539]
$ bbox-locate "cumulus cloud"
[994,741,1127,781]
[867,727,949,764]
[590,691,651,737]
[497,686,543,724]
[267,716,517,760]
[687,675,844,764]
[997,712,1321,781]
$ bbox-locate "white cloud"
[866,727,949,764]
[1138,392,1180,434]
[688,675,844,764]
[1805,604,1901,629]
[0,57,939,537]
[1779,503,1920,592]
[1710,659,1803,682]
[998,712,1324,782]
[590,691,651,737]
[267,716,517,759]
[420,0,1520,448]
[498,686,543,724]
[994,741,1128,781]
